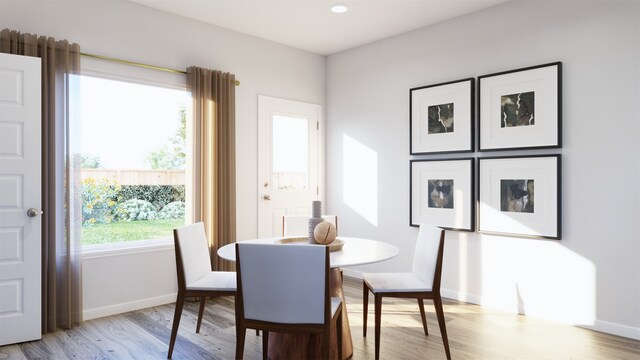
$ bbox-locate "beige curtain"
[187,66,236,271]
[0,29,82,332]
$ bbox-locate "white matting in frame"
[479,155,561,239]
[479,62,561,151]
[410,78,474,154]
[410,159,474,231]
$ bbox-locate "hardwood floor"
[2,277,639,359]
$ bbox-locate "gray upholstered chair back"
[236,243,327,324]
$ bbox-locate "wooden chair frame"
[363,230,451,360]
[234,244,342,360]
[168,228,236,359]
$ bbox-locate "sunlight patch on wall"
[479,236,596,325]
[342,134,378,226]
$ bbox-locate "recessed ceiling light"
[331,4,348,14]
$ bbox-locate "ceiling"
[130,0,509,55]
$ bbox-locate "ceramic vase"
[308,200,324,244]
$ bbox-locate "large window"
[75,75,191,246]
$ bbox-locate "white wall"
[1,0,326,318]
[327,0,640,340]
[81,244,177,320]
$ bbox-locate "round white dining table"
[217,236,399,268]
[217,236,399,360]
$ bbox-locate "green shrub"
[81,178,121,226]
[172,185,185,203]
[158,201,186,219]
[81,182,184,226]
[116,199,159,221]
[119,185,184,210]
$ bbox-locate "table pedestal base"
[267,268,353,360]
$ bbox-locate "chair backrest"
[236,243,330,324]
[282,215,338,236]
[173,222,212,289]
[411,224,445,290]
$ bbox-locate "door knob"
[263,194,271,200]
[27,208,40,217]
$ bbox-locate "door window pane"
[272,115,308,190]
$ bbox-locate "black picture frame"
[477,154,561,240]
[410,78,474,155]
[478,62,562,151]
[410,158,475,231]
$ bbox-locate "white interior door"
[258,96,321,237]
[0,53,42,345]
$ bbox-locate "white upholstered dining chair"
[234,243,342,360]
[168,222,236,359]
[362,223,451,360]
[281,215,338,236]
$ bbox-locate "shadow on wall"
[342,133,378,227]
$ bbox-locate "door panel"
[0,53,42,345]
[258,96,320,237]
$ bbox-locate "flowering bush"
[80,177,185,226]
[116,199,159,221]
[81,178,121,226]
[158,201,185,219]
[118,185,184,210]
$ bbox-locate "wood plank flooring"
[1,277,639,359]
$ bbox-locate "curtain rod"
[80,52,240,86]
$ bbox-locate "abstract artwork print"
[428,103,454,134]
[500,91,534,127]
[500,179,534,213]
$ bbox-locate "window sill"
[82,238,174,260]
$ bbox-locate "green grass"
[82,218,184,245]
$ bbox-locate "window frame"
[77,58,192,253]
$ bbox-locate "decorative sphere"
[314,222,337,245]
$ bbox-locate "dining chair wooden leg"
[235,326,246,360]
[433,294,451,360]
[363,281,369,337]
[418,298,429,336]
[262,330,269,360]
[374,294,382,360]
[323,326,330,360]
[196,296,206,333]
[337,312,343,360]
[256,329,260,336]
[168,292,185,359]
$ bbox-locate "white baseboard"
[441,288,640,341]
[83,293,177,321]
[82,279,640,341]
[579,320,640,340]
[346,277,640,341]
[440,287,484,305]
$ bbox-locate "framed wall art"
[478,62,562,151]
[410,78,474,154]
[410,158,474,231]
[478,155,561,239]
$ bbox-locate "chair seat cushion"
[187,271,237,291]
[363,272,432,293]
